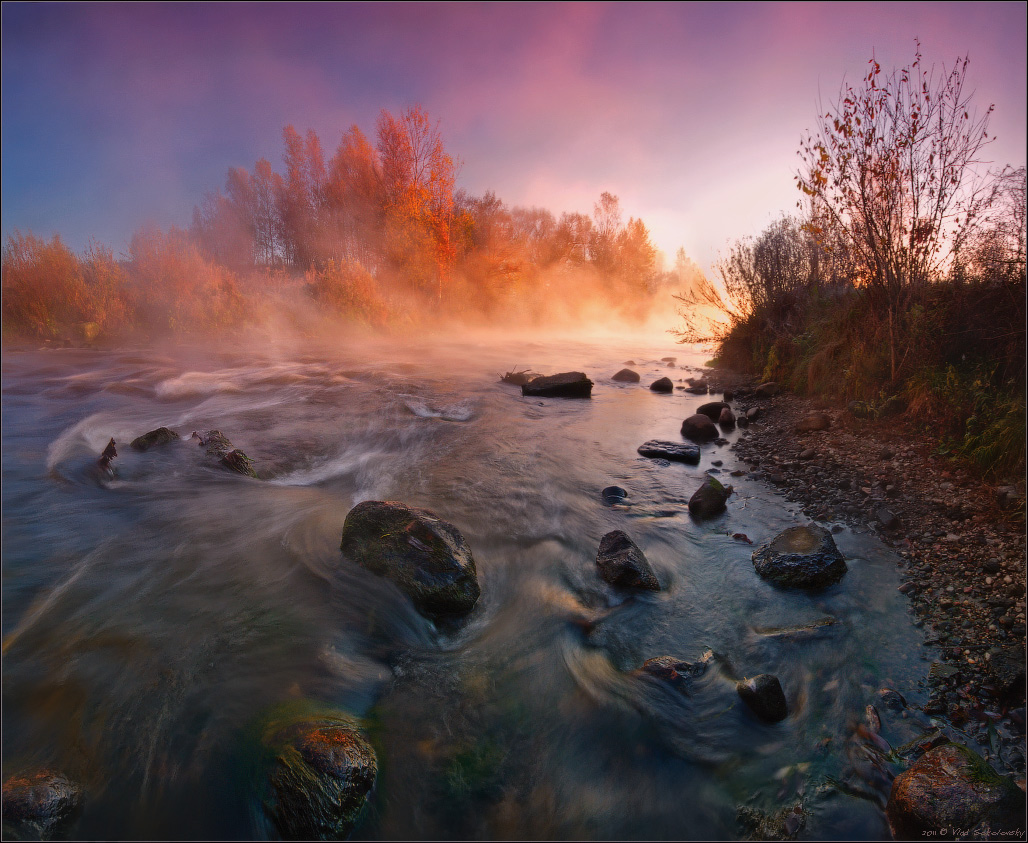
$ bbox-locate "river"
[1,331,933,839]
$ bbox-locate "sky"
[3,2,1026,276]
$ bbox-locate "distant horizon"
[3,2,1025,278]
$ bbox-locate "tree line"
[4,105,675,341]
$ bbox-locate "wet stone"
[1,770,82,840]
[751,525,847,589]
[737,674,788,722]
[596,530,660,591]
[340,500,481,616]
[637,440,700,464]
[521,372,593,398]
[130,426,180,451]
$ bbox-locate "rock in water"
[611,368,640,383]
[736,674,788,722]
[601,485,628,504]
[886,744,1024,839]
[681,414,719,442]
[637,440,701,464]
[595,530,660,590]
[688,476,732,518]
[96,438,117,477]
[718,407,736,428]
[521,372,593,398]
[696,401,729,421]
[192,429,258,478]
[751,525,847,589]
[263,707,378,841]
[1,770,82,839]
[634,655,707,687]
[130,426,180,451]
[649,377,674,393]
[340,500,480,616]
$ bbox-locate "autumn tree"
[279,126,328,269]
[325,125,385,272]
[797,42,994,314]
[376,105,458,302]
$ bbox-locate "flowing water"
[2,332,933,840]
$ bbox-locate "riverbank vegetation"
[675,45,1026,480]
[3,106,679,344]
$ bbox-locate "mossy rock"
[130,426,180,451]
[340,500,480,616]
[261,703,378,841]
[886,743,1025,839]
[1,770,82,840]
[752,525,847,589]
[688,476,732,518]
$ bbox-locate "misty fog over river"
[2,333,935,839]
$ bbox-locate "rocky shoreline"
[705,371,1026,782]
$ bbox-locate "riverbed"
[2,332,936,839]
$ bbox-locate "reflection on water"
[2,333,929,839]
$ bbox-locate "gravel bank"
[706,375,1026,780]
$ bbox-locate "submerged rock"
[751,525,847,589]
[886,744,1024,840]
[681,413,719,442]
[262,706,378,841]
[737,674,788,722]
[596,530,660,591]
[499,369,536,386]
[688,476,732,519]
[637,440,700,464]
[611,368,640,383]
[521,372,593,398]
[340,500,480,616]
[191,429,258,478]
[634,655,707,686]
[649,377,674,393]
[1,770,82,840]
[130,426,180,451]
[601,485,628,505]
[96,438,117,477]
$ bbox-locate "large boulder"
[611,368,640,383]
[595,530,660,591]
[262,707,378,841]
[1,770,82,840]
[192,429,257,478]
[340,501,480,616]
[736,674,788,722]
[681,414,719,442]
[886,744,1024,840]
[130,426,180,451]
[649,377,674,393]
[637,440,700,464]
[521,372,593,398]
[794,412,831,433]
[696,401,729,421]
[751,525,846,589]
[688,476,732,519]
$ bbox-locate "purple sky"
[3,2,1025,275]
